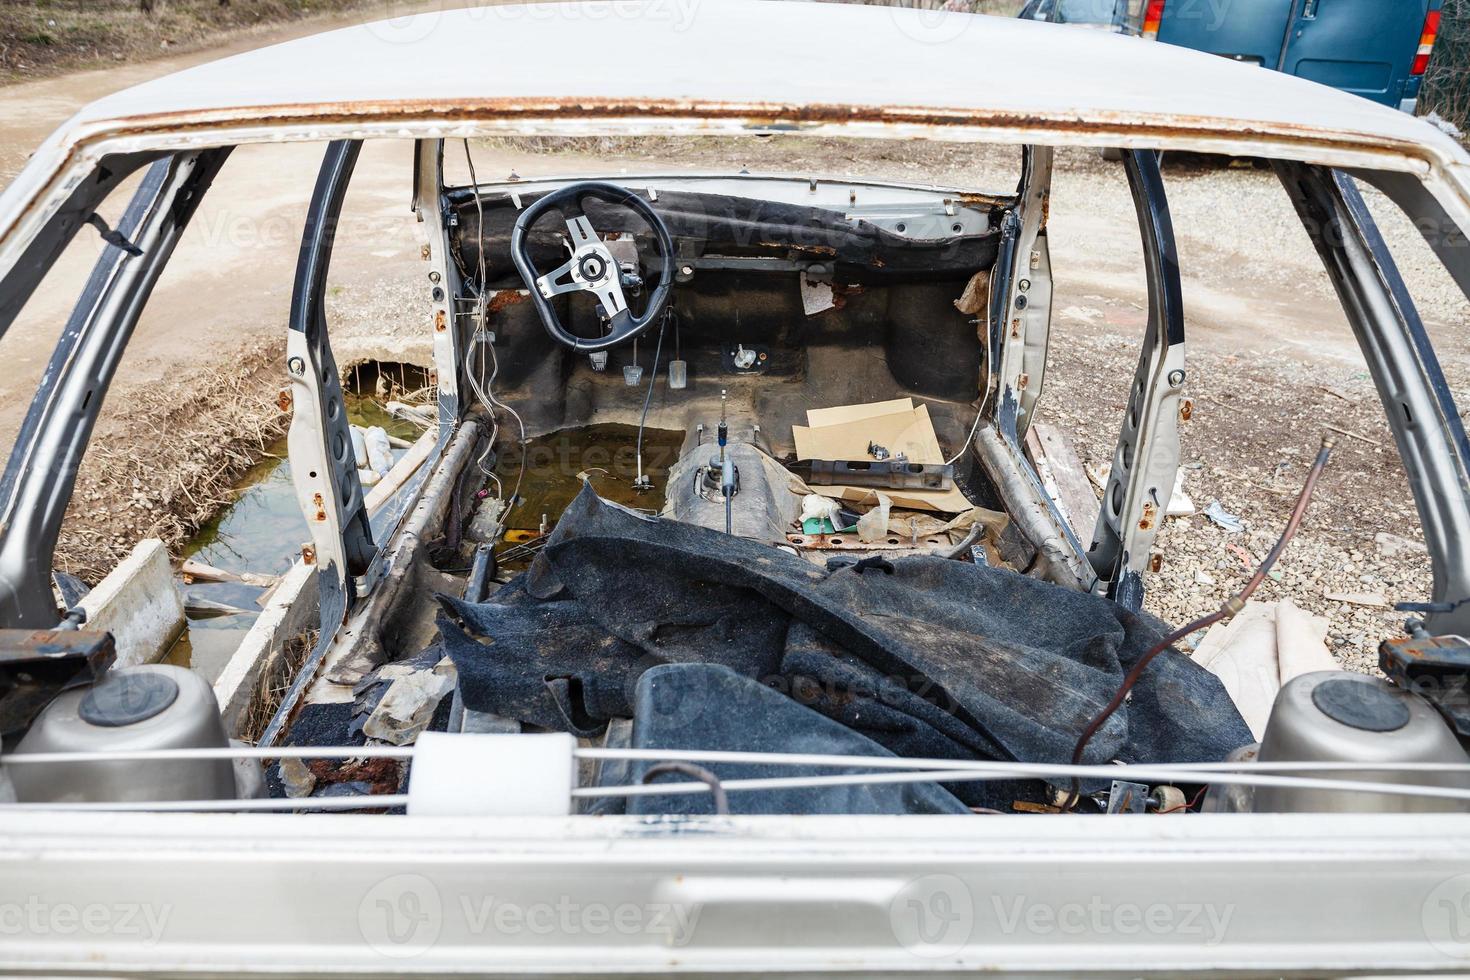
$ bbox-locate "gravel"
[1038,318,1429,673]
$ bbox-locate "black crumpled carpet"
[436,485,1250,809]
[626,663,971,815]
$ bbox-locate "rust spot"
[1011,800,1062,814]
[301,544,316,565]
[434,309,446,332]
[420,244,432,261]
[829,281,864,310]
[1179,398,1194,422]
[307,756,402,800]
[1137,500,1157,532]
[312,493,327,522]
[764,242,834,258]
[1149,553,1164,573]
[101,98,1436,166]
[276,388,292,413]
[1017,372,1029,390]
[486,289,529,315]
[956,190,1016,209]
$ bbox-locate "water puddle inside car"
[491,423,685,531]
[166,392,425,682]
[167,366,686,682]
[485,422,685,572]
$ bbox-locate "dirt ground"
[1,22,1467,668]
[0,0,387,84]
[0,3,445,578]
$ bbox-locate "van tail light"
[1142,0,1166,39]
[1412,7,1441,76]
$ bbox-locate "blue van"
[1020,0,1443,113]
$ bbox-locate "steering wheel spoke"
[587,275,629,319]
[534,254,587,298]
[565,213,598,247]
[510,181,674,353]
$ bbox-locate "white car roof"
[5,0,1470,265]
[55,0,1466,163]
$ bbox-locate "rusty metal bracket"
[0,628,114,735]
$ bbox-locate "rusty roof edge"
[93,97,1454,156]
[2,97,1465,279]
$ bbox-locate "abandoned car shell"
[2,3,1470,977]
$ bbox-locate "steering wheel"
[509,181,675,353]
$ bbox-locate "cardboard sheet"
[792,401,972,513]
[805,398,916,428]
[1193,598,1338,741]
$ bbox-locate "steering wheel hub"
[577,253,608,283]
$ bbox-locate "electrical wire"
[1157,784,1210,815]
[462,140,489,298]
[17,731,1470,812]
[633,311,670,488]
[11,745,1470,777]
[944,383,994,467]
[462,138,528,514]
[1061,433,1338,812]
[579,766,1470,804]
[479,337,527,511]
[944,274,999,467]
[462,139,496,483]
[640,761,729,814]
[17,764,1470,813]
[13,765,1470,813]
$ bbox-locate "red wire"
[1157,784,1209,815]
[1060,435,1336,813]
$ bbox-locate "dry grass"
[1425,0,1470,131]
[55,338,291,582]
[238,627,317,745]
